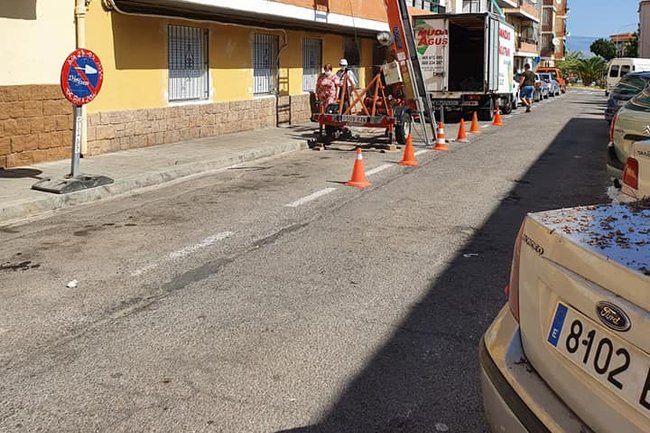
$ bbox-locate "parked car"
[619,139,650,201]
[534,73,550,101]
[481,202,649,433]
[511,76,520,110]
[608,84,650,181]
[536,67,567,93]
[605,71,650,123]
[539,72,560,97]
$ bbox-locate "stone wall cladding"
[0,85,72,168]
[87,96,288,156]
[1,89,310,166]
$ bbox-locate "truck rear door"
[486,15,499,92]
[413,16,448,92]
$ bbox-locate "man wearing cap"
[336,58,358,89]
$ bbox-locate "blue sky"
[567,0,639,37]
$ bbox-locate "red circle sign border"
[60,48,104,106]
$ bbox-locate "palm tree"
[576,57,607,86]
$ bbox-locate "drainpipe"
[75,0,88,156]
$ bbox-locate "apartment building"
[539,0,568,67]
[641,0,650,57]
[0,0,439,168]
[610,32,636,57]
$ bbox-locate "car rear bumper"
[606,143,625,180]
[480,306,590,433]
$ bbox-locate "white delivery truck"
[413,12,516,120]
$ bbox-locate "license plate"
[432,100,460,106]
[461,101,479,106]
[548,303,650,418]
[333,114,385,125]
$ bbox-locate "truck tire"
[501,97,513,115]
[478,98,494,121]
[394,107,412,145]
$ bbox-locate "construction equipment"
[310,0,437,148]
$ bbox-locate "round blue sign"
[61,49,104,105]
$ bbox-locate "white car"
[620,139,650,201]
[481,202,650,432]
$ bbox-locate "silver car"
[481,203,650,432]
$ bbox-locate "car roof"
[621,71,650,78]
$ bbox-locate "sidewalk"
[0,125,313,226]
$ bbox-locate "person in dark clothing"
[519,63,536,113]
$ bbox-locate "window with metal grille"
[253,33,279,95]
[303,39,322,92]
[168,25,209,102]
[410,0,445,12]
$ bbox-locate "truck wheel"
[394,108,412,145]
[501,98,513,115]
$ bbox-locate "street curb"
[0,140,307,226]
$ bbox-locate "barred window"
[253,33,279,95]
[303,39,322,92]
[462,0,481,12]
[168,25,209,102]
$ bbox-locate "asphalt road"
[0,90,611,433]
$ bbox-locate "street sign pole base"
[31,174,114,194]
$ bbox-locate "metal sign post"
[33,48,113,194]
[72,105,82,178]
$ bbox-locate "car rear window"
[614,76,649,96]
[624,85,650,112]
[610,65,620,77]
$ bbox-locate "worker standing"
[336,58,358,89]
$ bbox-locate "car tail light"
[609,113,617,142]
[504,223,524,322]
[623,157,639,190]
[465,95,481,101]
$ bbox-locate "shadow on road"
[276,116,609,433]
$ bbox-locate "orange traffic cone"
[433,122,449,151]
[456,118,469,142]
[493,106,503,126]
[345,147,371,188]
[469,112,480,133]
[399,133,418,167]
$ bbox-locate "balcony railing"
[517,40,538,53]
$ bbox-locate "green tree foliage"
[576,57,607,86]
[557,51,584,81]
[590,38,617,60]
[624,32,639,57]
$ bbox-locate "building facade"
[0,0,440,168]
[539,0,568,67]
[640,0,650,58]
[609,32,635,57]
[501,0,541,71]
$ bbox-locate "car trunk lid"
[517,202,650,432]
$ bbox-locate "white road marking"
[414,149,428,156]
[366,163,393,176]
[131,231,234,276]
[285,187,337,208]
[481,124,491,128]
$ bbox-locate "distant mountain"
[566,36,597,57]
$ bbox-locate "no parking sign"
[60,48,103,105]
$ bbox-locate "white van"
[606,57,650,95]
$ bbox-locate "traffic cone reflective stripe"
[399,133,418,166]
[433,122,448,151]
[456,118,468,142]
[493,106,503,126]
[345,148,371,188]
[469,112,480,134]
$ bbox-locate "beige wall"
[0,0,75,86]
